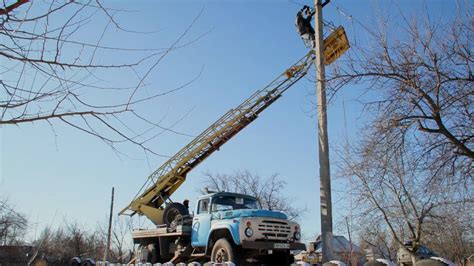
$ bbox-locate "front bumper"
[241,240,306,251]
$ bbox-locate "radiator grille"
[257,220,291,240]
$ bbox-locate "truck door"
[191,198,211,247]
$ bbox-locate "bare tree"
[0,198,27,245]
[202,170,304,220]
[328,6,473,185]
[96,216,134,263]
[357,223,398,262]
[338,132,473,264]
[422,204,474,265]
[1,1,201,155]
[326,7,473,263]
[109,217,134,263]
[33,220,107,264]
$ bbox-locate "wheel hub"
[215,248,228,262]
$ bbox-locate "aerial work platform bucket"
[323,26,350,65]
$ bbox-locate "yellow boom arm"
[120,52,314,224]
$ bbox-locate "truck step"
[190,252,206,257]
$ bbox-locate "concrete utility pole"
[314,0,333,262]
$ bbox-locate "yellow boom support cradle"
[120,52,315,225]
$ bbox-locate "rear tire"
[147,243,160,263]
[136,244,148,263]
[163,202,189,226]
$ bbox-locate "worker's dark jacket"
[295,11,315,36]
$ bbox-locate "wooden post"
[104,187,114,261]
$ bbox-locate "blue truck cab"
[190,192,305,264]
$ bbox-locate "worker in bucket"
[295,5,316,48]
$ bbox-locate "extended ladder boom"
[120,52,314,224]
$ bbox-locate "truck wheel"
[147,243,160,263]
[163,202,188,226]
[137,244,148,262]
[81,259,95,266]
[211,238,239,263]
[70,257,81,266]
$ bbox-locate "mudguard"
[206,220,241,253]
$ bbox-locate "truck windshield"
[211,195,260,212]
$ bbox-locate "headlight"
[245,227,253,237]
[294,231,301,240]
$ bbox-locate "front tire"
[211,238,240,264]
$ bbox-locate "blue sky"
[0,0,459,243]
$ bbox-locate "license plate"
[274,243,290,249]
